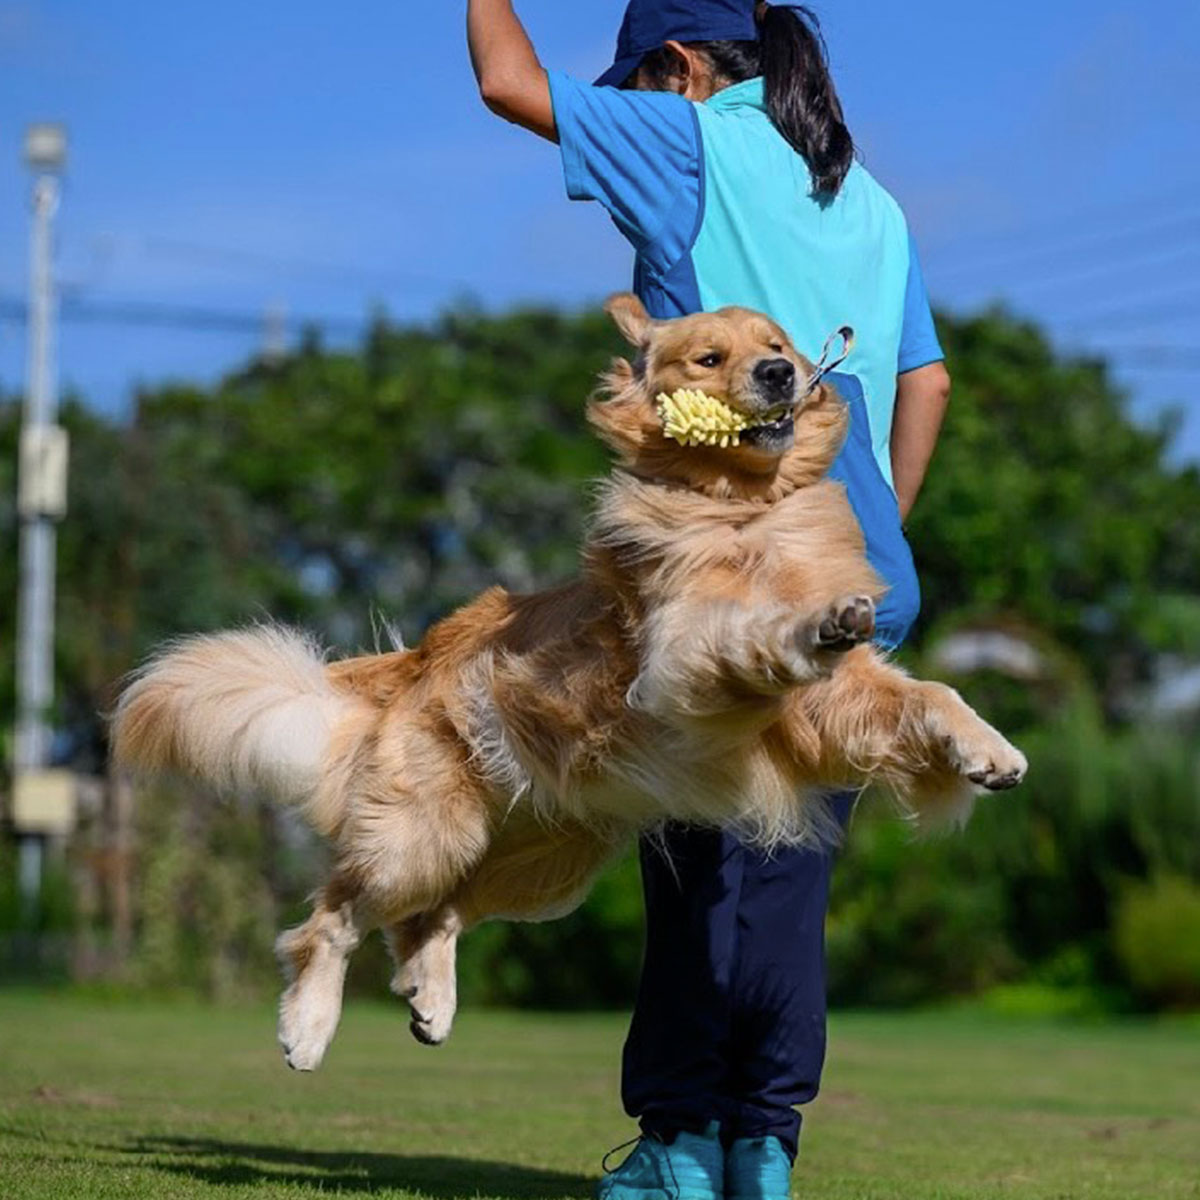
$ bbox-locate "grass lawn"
[0,991,1197,1199]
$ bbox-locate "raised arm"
[890,360,951,521]
[467,0,556,140]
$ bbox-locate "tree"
[910,308,1200,708]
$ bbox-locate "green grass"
[0,992,1197,1199]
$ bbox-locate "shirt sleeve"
[897,232,944,374]
[547,70,703,273]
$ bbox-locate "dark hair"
[626,4,854,199]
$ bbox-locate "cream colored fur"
[114,625,357,811]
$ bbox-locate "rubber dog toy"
[656,389,751,447]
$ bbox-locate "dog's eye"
[696,353,723,368]
[769,342,784,353]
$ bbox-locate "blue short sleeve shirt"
[548,71,940,647]
[548,71,943,482]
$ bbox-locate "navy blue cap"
[594,0,759,88]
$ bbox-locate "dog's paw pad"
[817,595,875,650]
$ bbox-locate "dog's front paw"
[757,600,875,690]
[920,682,1028,794]
[963,745,1028,791]
[943,722,1028,792]
[815,595,875,652]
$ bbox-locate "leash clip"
[802,325,854,396]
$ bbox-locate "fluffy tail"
[112,625,358,816]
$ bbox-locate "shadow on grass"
[119,1135,592,1198]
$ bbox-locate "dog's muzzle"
[752,357,797,399]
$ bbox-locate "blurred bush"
[1,303,1198,1010]
[132,784,281,1001]
[457,849,644,1009]
[1113,875,1200,1009]
[828,688,1200,1012]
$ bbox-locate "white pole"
[14,142,64,918]
[262,300,288,365]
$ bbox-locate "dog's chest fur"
[590,473,882,611]
[460,471,882,836]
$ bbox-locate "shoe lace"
[600,1131,680,1197]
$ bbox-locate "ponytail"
[757,5,854,198]
[625,4,855,199]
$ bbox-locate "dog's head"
[589,294,849,500]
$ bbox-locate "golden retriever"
[112,294,1026,1070]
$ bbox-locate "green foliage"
[827,814,1018,1007]
[0,839,75,982]
[1114,875,1200,1009]
[913,309,1200,703]
[457,847,644,1009]
[132,784,280,1001]
[829,690,1200,1010]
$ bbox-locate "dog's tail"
[112,625,363,831]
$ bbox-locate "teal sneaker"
[597,1121,724,1200]
[725,1135,793,1200]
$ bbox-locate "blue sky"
[1,0,1199,457]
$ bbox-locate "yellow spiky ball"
[655,388,750,448]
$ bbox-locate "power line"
[1057,288,1200,333]
[934,243,1200,307]
[5,292,1200,375]
[136,235,469,293]
[4,293,1200,370]
[0,294,367,338]
[923,190,1200,266]
[927,212,1200,286]
[1046,344,1200,373]
[1097,346,1200,371]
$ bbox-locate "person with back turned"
[466,3,951,1196]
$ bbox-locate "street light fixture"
[23,123,67,173]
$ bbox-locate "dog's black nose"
[753,357,796,392]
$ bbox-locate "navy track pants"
[621,796,854,1162]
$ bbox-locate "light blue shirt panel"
[546,70,703,279]
[691,80,913,486]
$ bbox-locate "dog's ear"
[605,293,654,349]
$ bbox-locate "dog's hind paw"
[405,986,456,1047]
[281,1032,331,1072]
[278,978,343,1071]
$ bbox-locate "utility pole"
[262,300,288,365]
[13,123,71,920]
